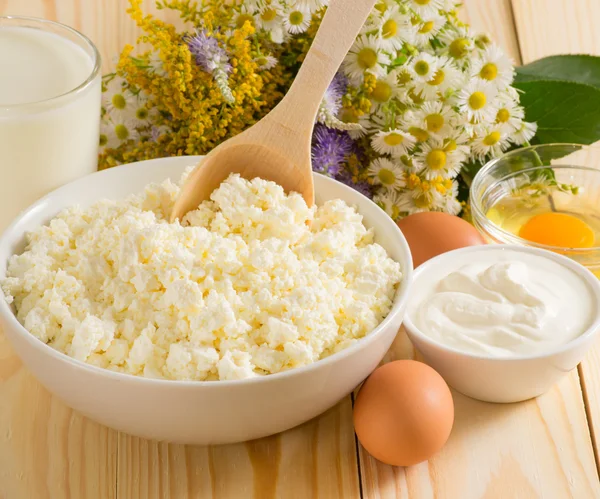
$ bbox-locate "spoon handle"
[270,0,377,132]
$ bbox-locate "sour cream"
[409,247,596,357]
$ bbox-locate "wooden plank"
[0,330,118,498]
[357,329,600,499]
[0,0,186,72]
[512,0,600,62]
[1,0,599,497]
[0,3,362,497]
[117,397,360,498]
[357,1,600,497]
[0,2,176,497]
[511,0,600,472]
[460,0,522,64]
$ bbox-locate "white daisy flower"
[99,120,119,151]
[510,121,538,145]
[408,101,458,138]
[397,185,442,214]
[405,122,431,144]
[256,2,283,30]
[359,9,381,35]
[104,85,135,115]
[438,26,475,63]
[369,70,401,108]
[232,5,257,30]
[347,110,385,139]
[132,103,152,122]
[254,54,278,70]
[343,35,391,82]
[293,0,327,12]
[283,5,311,34]
[503,85,520,100]
[440,130,471,160]
[470,124,511,162]
[413,13,447,48]
[369,108,390,128]
[367,158,406,190]
[374,190,404,221]
[240,0,262,8]
[348,114,372,139]
[371,129,416,157]
[378,6,411,52]
[407,52,440,83]
[407,0,445,18]
[444,197,462,216]
[438,181,462,215]
[454,79,498,123]
[413,55,462,100]
[414,137,464,179]
[256,2,286,42]
[471,44,515,90]
[494,94,524,130]
[108,115,139,144]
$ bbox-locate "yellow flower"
[100,0,295,169]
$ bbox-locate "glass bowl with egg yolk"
[470,144,600,278]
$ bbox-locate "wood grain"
[117,397,360,498]
[511,0,600,475]
[1,1,600,498]
[460,0,522,64]
[0,330,118,499]
[512,0,600,63]
[357,2,600,496]
[357,329,600,499]
[0,0,186,72]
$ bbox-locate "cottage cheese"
[2,172,402,381]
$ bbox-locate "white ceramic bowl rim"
[0,161,413,388]
[404,244,600,362]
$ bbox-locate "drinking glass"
[0,16,101,232]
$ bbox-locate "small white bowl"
[0,156,413,444]
[404,245,600,403]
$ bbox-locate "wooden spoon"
[170,0,377,222]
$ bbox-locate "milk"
[0,23,101,232]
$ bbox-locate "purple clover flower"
[322,72,348,118]
[311,124,354,177]
[335,171,373,198]
[185,30,232,75]
[185,29,234,103]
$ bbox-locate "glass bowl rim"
[470,143,600,254]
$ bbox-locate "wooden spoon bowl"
[170,0,377,222]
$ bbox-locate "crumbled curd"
[2,172,402,381]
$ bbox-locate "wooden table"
[1,1,600,497]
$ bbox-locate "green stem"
[524,140,558,212]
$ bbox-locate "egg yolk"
[519,212,595,248]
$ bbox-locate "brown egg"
[353,360,454,467]
[397,212,485,268]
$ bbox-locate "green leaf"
[513,79,600,144]
[515,55,600,89]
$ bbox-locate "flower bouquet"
[100,0,600,220]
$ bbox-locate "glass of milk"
[0,16,101,232]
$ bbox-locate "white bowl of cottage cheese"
[0,156,412,444]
